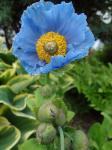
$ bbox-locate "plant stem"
[58,126,64,150]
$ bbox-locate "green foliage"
[0,44,112,149]
[70,54,112,116]
[0,50,40,149]
[0,49,76,149]
[18,139,47,150]
[0,116,21,150]
[88,118,112,150]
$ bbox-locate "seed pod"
[36,123,56,144]
[55,109,66,126]
[72,130,89,150]
[38,102,58,122]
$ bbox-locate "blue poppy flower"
[12,0,95,75]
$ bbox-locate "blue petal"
[24,55,66,75]
[16,1,54,50]
[21,1,54,34]
[64,27,95,63]
[13,1,55,57]
[64,44,82,63]
[74,27,95,50]
[51,55,65,68]
[12,0,95,75]
[39,55,65,74]
[58,13,87,45]
[21,59,46,75]
[13,31,36,55]
[65,35,94,63]
[32,1,75,32]
[52,2,74,31]
[20,51,45,67]
[65,45,78,62]
[39,63,52,74]
[24,62,52,75]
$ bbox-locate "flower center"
[44,41,58,54]
[36,32,67,63]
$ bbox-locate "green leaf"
[66,111,75,123]
[59,74,74,93]
[0,52,16,65]
[12,94,27,111]
[53,99,68,115]
[0,85,14,106]
[8,114,39,141]
[18,139,47,150]
[26,92,46,119]
[39,74,49,85]
[102,142,112,150]
[0,125,21,150]
[0,116,10,127]
[0,69,15,83]
[0,59,11,71]
[101,112,112,124]
[88,123,106,149]
[0,104,8,115]
[14,61,27,75]
[17,119,38,141]
[26,95,37,114]
[34,88,45,108]
[89,140,99,150]
[64,126,76,141]
[7,75,35,94]
[0,86,26,111]
[102,117,112,139]
[26,94,43,118]
[12,107,36,120]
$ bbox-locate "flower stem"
[58,126,64,150]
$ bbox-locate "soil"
[64,88,103,132]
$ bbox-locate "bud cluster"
[36,101,66,144]
[36,101,89,150]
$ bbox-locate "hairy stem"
[58,126,64,150]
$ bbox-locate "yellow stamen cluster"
[36,32,67,63]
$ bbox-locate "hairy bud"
[36,123,56,144]
[72,130,89,150]
[55,109,66,126]
[38,102,58,122]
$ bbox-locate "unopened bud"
[38,102,58,122]
[72,130,89,150]
[36,123,56,144]
[55,109,66,126]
